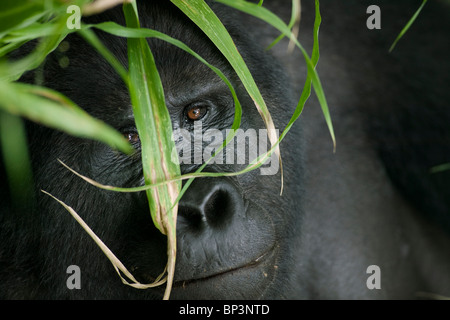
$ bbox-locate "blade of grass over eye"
[216,0,335,152]
[0,81,132,154]
[86,22,298,179]
[123,1,181,300]
[62,0,326,197]
[63,0,322,194]
[171,0,284,191]
[389,0,428,53]
[80,21,243,202]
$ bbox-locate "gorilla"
[0,0,449,299]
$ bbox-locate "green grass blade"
[431,163,450,174]
[0,111,33,208]
[266,0,300,51]
[0,0,45,36]
[0,81,132,153]
[389,0,428,53]
[85,20,243,205]
[1,22,59,44]
[61,0,328,197]
[171,0,283,186]
[0,17,70,82]
[281,0,321,141]
[123,1,181,300]
[216,0,335,151]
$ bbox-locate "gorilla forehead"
[56,1,258,127]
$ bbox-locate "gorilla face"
[6,1,302,299]
[6,0,450,300]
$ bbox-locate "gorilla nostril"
[204,189,233,228]
[177,178,244,230]
[178,205,204,231]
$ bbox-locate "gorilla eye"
[123,132,140,144]
[186,105,208,121]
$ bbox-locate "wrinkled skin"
[0,0,449,299]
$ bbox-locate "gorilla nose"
[173,176,275,284]
[177,177,244,230]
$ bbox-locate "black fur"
[1,0,449,299]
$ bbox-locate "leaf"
[0,17,70,82]
[0,0,45,36]
[430,163,450,174]
[0,81,132,154]
[265,0,301,51]
[85,20,243,208]
[171,0,284,190]
[389,0,428,53]
[281,0,322,141]
[215,0,335,151]
[123,1,181,300]
[61,0,327,198]
[0,111,33,207]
